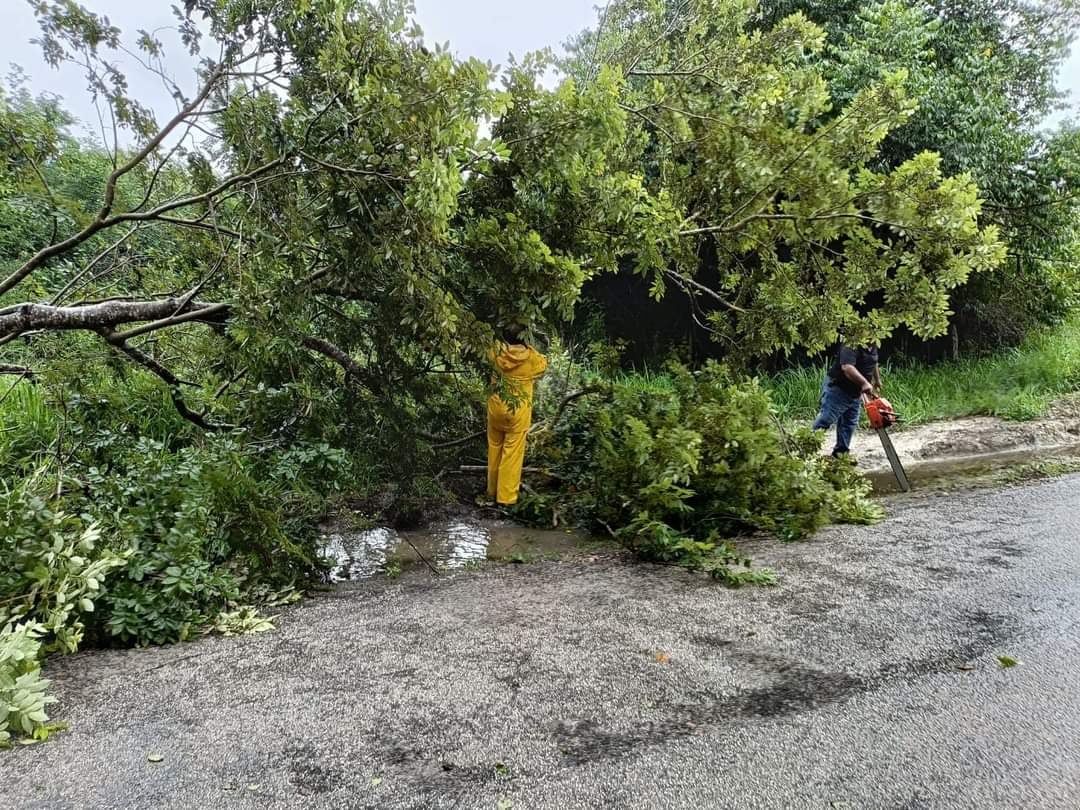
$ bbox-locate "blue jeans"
[812,380,862,455]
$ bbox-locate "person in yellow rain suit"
[487,325,547,506]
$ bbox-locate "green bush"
[0,424,344,743]
[0,490,126,653]
[0,623,59,749]
[0,487,125,747]
[80,436,339,646]
[0,370,351,656]
[533,362,882,581]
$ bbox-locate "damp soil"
[845,399,1080,493]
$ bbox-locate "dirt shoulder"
[846,397,1080,485]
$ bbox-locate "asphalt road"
[8,476,1080,809]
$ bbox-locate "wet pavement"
[8,476,1080,809]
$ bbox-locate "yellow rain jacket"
[487,343,548,505]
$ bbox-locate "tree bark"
[0,299,229,338]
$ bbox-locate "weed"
[1000,458,1080,484]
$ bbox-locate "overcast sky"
[3,0,1079,142]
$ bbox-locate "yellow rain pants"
[486,344,547,505]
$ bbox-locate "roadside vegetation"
[768,317,1080,426]
[1,0,1078,746]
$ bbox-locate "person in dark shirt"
[812,343,881,457]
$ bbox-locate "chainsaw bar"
[876,427,911,492]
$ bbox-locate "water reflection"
[319,519,583,581]
[424,521,491,569]
[321,527,400,582]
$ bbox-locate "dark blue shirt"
[829,345,878,397]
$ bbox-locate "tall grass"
[766,318,1080,427]
[0,381,56,472]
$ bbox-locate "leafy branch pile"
[525,361,883,582]
[0,386,341,744]
[0,623,60,748]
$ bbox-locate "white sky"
[3,0,1079,141]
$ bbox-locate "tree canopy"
[2,0,1006,428]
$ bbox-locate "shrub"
[0,489,126,653]
[81,436,338,646]
[532,362,882,580]
[0,429,338,743]
[0,623,59,748]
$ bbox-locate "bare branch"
[0,299,228,338]
[0,63,227,298]
[98,63,226,220]
[154,216,245,240]
[299,151,403,182]
[114,157,287,224]
[109,302,231,342]
[664,269,747,312]
[51,225,143,306]
[301,335,381,394]
[423,430,484,449]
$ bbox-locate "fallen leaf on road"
[497,799,513,810]
[998,655,1021,669]
[371,777,383,788]
[147,754,163,763]
[654,652,671,664]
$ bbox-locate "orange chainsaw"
[863,395,910,492]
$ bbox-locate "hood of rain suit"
[493,344,547,382]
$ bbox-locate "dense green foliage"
[0,0,1074,745]
[0,623,60,748]
[754,0,1080,351]
[525,363,882,582]
[1,381,344,639]
[566,0,1080,359]
[563,0,1004,354]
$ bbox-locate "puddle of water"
[320,520,586,582]
[319,527,400,581]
